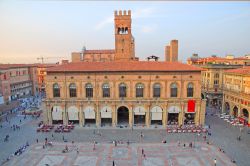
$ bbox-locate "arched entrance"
[150,106,163,125]
[83,106,96,126]
[117,106,129,125]
[224,102,230,115]
[67,106,79,124]
[134,106,146,125]
[242,108,249,125]
[233,106,238,117]
[51,106,63,124]
[100,106,112,126]
[167,106,181,125]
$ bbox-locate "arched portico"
[133,106,146,125]
[51,106,63,124]
[167,106,181,125]
[150,106,163,125]
[100,106,112,126]
[117,106,129,125]
[224,102,230,115]
[67,106,79,124]
[233,106,238,117]
[83,106,96,125]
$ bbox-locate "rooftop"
[225,66,250,75]
[47,61,203,73]
[0,63,58,70]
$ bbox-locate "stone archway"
[68,106,79,124]
[83,106,96,125]
[100,106,112,126]
[242,108,249,125]
[150,106,163,125]
[224,102,230,115]
[167,106,181,125]
[51,106,63,124]
[134,106,146,125]
[233,106,238,117]
[117,106,129,125]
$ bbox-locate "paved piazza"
[0,106,250,166]
[3,142,235,166]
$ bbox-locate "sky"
[0,1,250,64]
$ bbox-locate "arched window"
[214,73,219,79]
[119,83,127,98]
[136,83,144,98]
[102,83,110,98]
[85,83,93,98]
[170,83,178,97]
[153,83,161,97]
[187,83,194,97]
[69,83,77,97]
[53,83,60,97]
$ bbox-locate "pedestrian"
[183,143,186,147]
[36,139,39,143]
[52,134,54,138]
[127,140,130,147]
[214,158,217,166]
[76,148,79,154]
[142,148,144,155]
[115,140,117,147]
[93,141,96,150]
[112,160,115,166]
[143,153,146,160]
[63,135,64,141]
[20,119,21,123]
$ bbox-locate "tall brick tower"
[114,10,135,61]
[165,40,178,62]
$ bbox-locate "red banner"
[187,100,196,113]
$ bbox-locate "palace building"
[223,67,250,126]
[43,10,206,127]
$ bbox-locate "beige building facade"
[222,67,250,126]
[43,62,206,127]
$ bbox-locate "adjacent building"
[187,54,250,66]
[0,64,38,103]
[43,10,206,127]
[187,54,245,108]
[223,67,250,126]
[37,64,58,92]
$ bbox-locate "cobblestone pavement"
[3,142,235,166]
[0,106,249,166]
[205,107,250,166]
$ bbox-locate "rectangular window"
[153,88,160,97]
[171,88,177,97]
[86,88,93,98]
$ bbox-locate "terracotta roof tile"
[225,66,250,75]
[47,61,203,73]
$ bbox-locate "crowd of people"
[1,142,30,165]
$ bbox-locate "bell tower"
[114,10,135,61]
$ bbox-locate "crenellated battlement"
[114,10,131,17]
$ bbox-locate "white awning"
[68,106,79,120]
[151,106,163,120]
[84,106,95,119]
[52,106,63,120]
[134,106,146,115]
[100,106,112,118]
[168,106,181,113]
